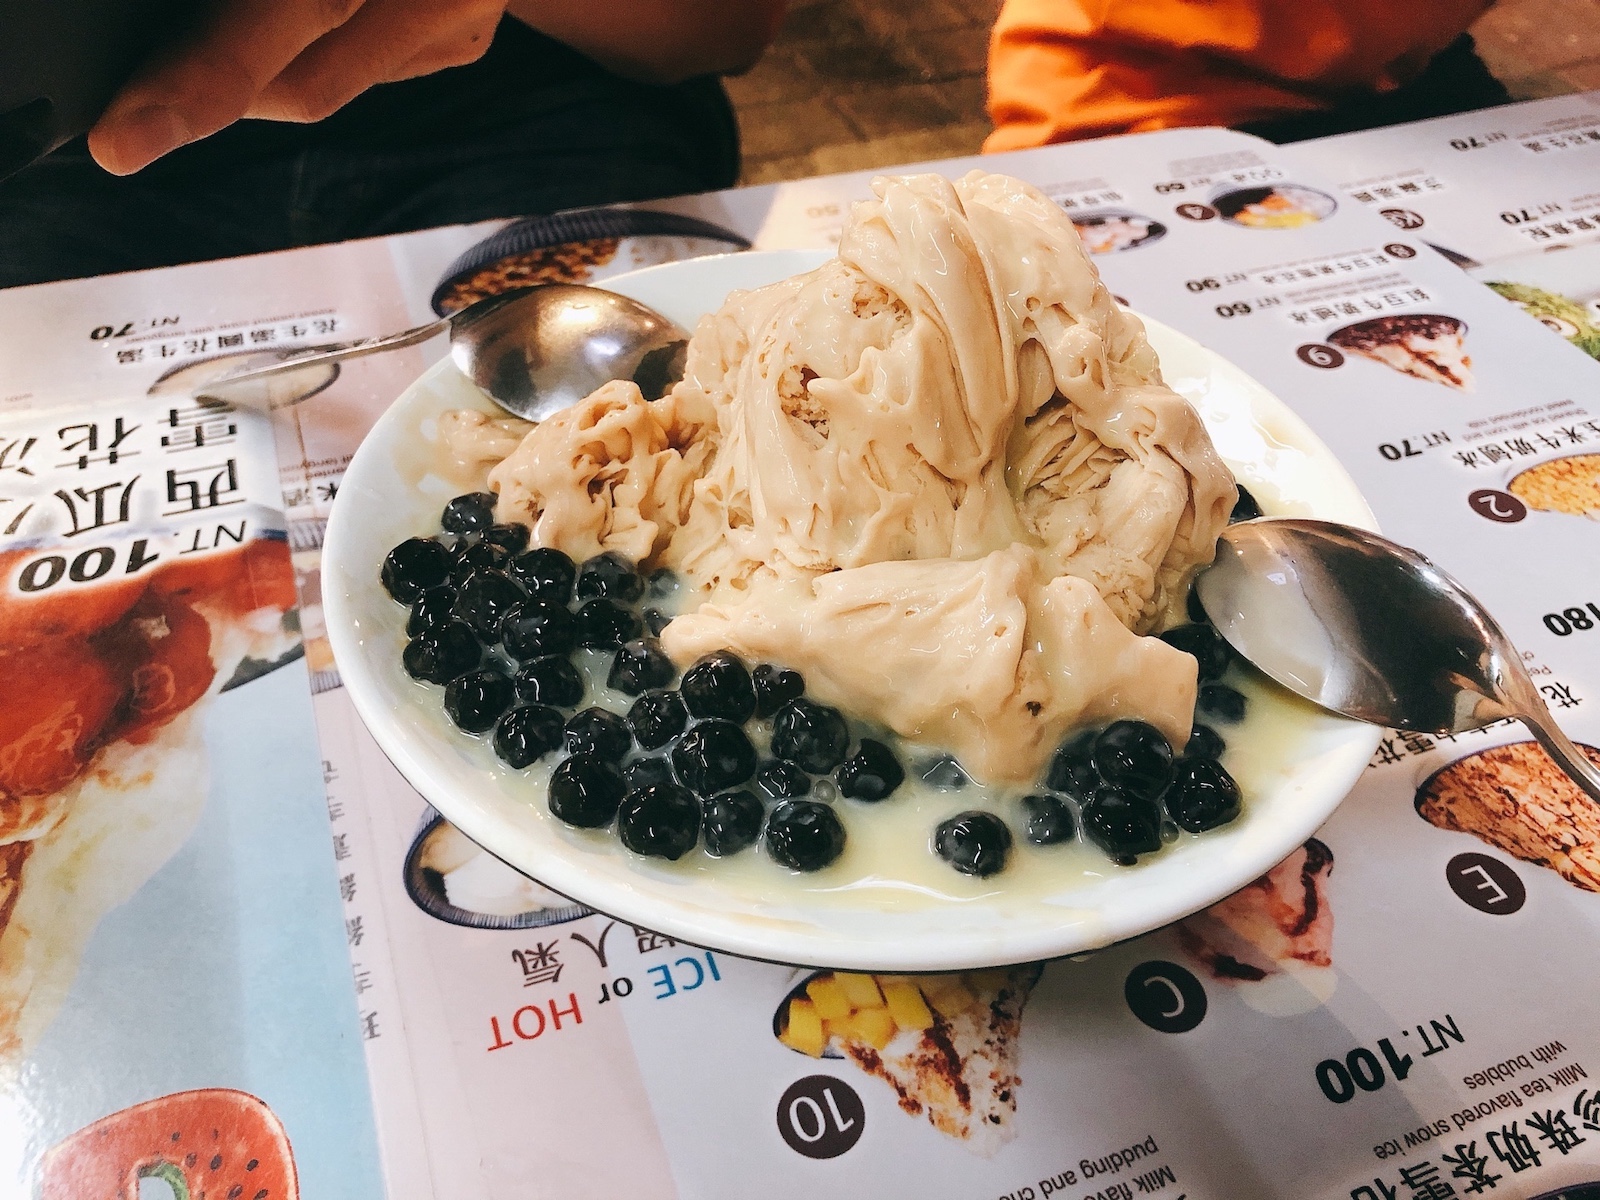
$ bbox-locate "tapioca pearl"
[382,537,452,603]
[451,570,526,641]
[494,704,565,768]
[617,783,701,860]
[672,720,758,795]
[626,689,688,750]
[701,790,764,857]
[508,546,577,603]
[549,754,625,828]
[443,669,514,734]
[1092,721,1174,802]
[564,707,632,761]
[576,552,644,603]
[513,655,585,708]
[680,651,757,723]
[441,491,497,534]
[933,810,1012,877]
[764,800,846,872]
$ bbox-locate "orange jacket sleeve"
[985,0,1493,150]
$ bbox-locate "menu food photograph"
[1,28,1599,1200]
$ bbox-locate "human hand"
[506,0,787,86]
[88,0,509,175]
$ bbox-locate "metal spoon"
[185,284,690,420]
[1195,518,1600,802]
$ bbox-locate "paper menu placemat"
[1288,90,1600,268]
[300,123,1600,1200]
[0,392,383,1196]
[3,109,1600,1200]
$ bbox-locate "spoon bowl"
[447,284,689,420]
[1197,518,1600,801]
[186,284,691,420]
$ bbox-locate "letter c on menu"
[1123,961,1208,1034]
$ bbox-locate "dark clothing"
[1238,35,1512,144]
[0,19,741,288]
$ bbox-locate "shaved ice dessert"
[391,170,1256,883]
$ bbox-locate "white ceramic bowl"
[324,250,1380,970]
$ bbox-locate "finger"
[245,0,504,124]
[88,0,368,175]
[380,13,503,82]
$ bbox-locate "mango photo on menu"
[1212,184,1338,229]
[773,965,1042,1156]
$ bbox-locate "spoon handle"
[192,316,452,392]
[1500,666,1600,804]
[1519,712,1600,805]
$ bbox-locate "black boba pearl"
[1186,585,1209,625]
[623,756,675,792]
[1081,787,1162,865]
[493,704,565,768]
[448,540,511,587]
[770,699,850,774]
[407,585,457,637]
[402,620,481,684]
[1021,794,1077,846]
[443,669,514,734]
[507,547,577,602]
[513,655,585,708]
[646,568,678,599]
[564,707,632,760]
[642,607,672,636]
[764,800,846,872]
[680,651,757,723]
[1184,724,1227,760]
[701,790,764,857]
[1044,731,1098,798]
[608,638,677,695]
[671,719,758,795]
[1159,623,1232,681]
[918,755,970,790]
[441,491,498,534]
[548,753,625,828]
[451,570,525,640]
[576,552,644,603]
[1198,682,1248,723]
[626,689,688,750]
[1165,758,1242,833]
[382,537,452,603]
[574,598,642,649]
[836,738,904,802]
[1230,485,1263,523]
[1093,720,1174,802]
[752,663,806,718]
[754,759,811,800]
[482,523,530,554]
[934,810,1013,877]
[500,596,577,660]
[617,782,701,860]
